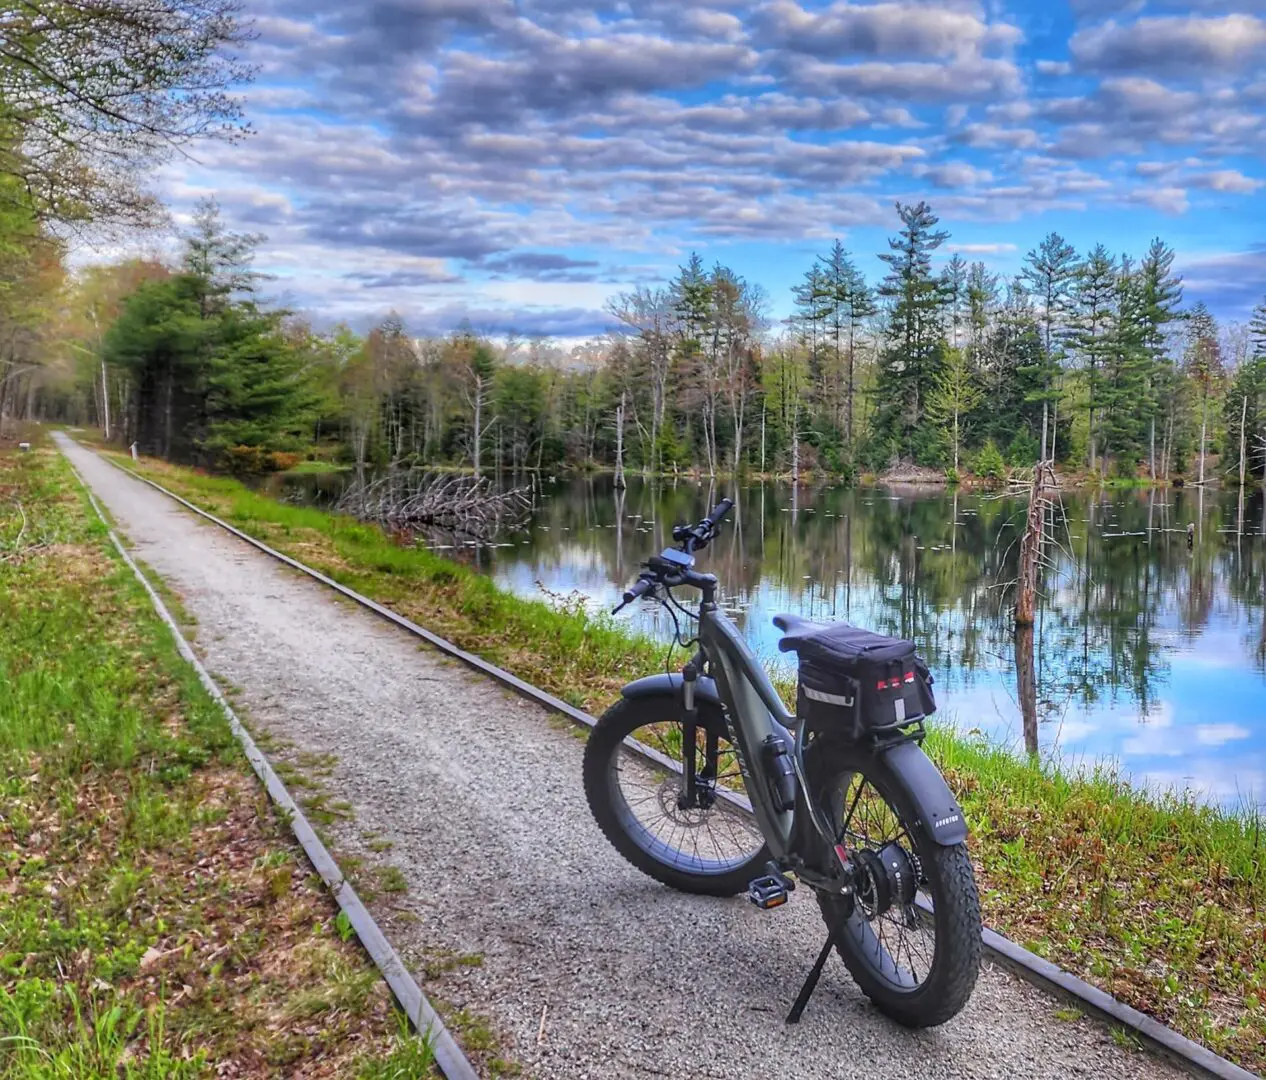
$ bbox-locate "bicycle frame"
[693,595,845,875]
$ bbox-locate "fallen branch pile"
[337,473,534,540]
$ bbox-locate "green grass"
[0,439,447,1077]
[106,448,1266,1073]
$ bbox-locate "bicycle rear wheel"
[583,695,770,896]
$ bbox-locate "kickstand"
[786,921,843,1024]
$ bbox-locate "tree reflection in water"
[268,469,1266,805]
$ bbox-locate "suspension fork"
[677,653,714,810]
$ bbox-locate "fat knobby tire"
[583,696,770,897]
[814,742,982,1028]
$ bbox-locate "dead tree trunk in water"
[1014,460,1056,753]
[614,391,626,490]
[1015,461,1056,627]
[1240,395,1249,489]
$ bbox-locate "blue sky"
[156,0,1266,340]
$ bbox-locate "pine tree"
[183,198,265,318]
[1136,238,1183,478]
[1250,297,1266,357]
[816,240,870,448]
[203,305,319,462]
[1183,303,1223,485]
[1021,232,1078,461]
[1072,245,1117,473]
[1225,310,1266,483]
[672,253,711,347]
[1100,257,1151,471]
[875,201,950,463]
[941,253,968,350]
[965,261,999,372]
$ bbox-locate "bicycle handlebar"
[704,497,734,530]
[613,496,733,615]
[678,498,735,553]
[623,576,655,605]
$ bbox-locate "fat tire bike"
[583,498,981,1027]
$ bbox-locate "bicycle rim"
[607,719,765,876]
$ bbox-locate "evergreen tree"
[1100,257,1151,471]
[874,201,950,463]
[941,254,969,350]
[1225,305,1266,482]
[1183,303,1223,485]
[792,263,831,411]
[101,274,207,459]
[1072,245,1117,473]
[182,198,265,317]
[1020,232,1078,461]
[815,240,870,448]
[965,260,999,372]
[978,277,1045,454]
[203,305,319,461]
[1137,238,1183,477]
[1249,297,1266,356]
[672,252,712,348]
[926,346,982,473]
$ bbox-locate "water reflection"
[265,470,1266,809]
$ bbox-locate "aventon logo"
[934,813,961,830]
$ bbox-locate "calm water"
[266,471,1266,809]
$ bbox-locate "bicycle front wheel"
[583,695,770,896]
[810,741,981,1027]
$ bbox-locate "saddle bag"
[793,624,936,740]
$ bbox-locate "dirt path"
[58,435,1184,1080]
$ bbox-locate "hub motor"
[853,841,918,919]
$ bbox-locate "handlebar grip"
[705,497,734,528]
[623,577,654,604]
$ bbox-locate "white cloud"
[1128,186,1190,214]
[757,0,1020,60]
[1189,169,1264,194]
[915,162,994,188]
[945,242,1017,254]
[1071,14,1266,75]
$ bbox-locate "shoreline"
[269,453,1235,493]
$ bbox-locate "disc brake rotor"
[656,777,711,827]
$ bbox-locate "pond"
[264,469,1266,811]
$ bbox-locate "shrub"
[219,446,300,475]
[973,439,1007,481]
[1006,430,1039,466]
[266,451,302,472]
[220,445,267,474]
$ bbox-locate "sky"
[151,0,1266,342]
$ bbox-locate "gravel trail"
[59,435,1184,1080]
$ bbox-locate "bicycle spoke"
[613,719,763,875]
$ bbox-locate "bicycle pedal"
[747,874,791,910]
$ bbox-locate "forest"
[5,191,1266,486]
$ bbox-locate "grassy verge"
[0,437,438,1077]
[103,447,1265,1072]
